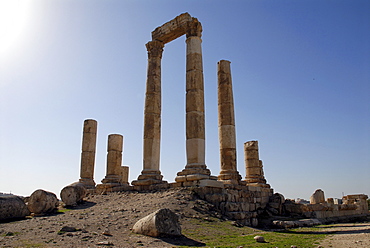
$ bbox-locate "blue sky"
[0,0,369,200]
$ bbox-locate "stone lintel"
[151,13,193,44]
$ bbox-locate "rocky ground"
[0,188,220,247]
[0,188,369,247]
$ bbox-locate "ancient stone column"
[176,19,212,182]
[132,40,166,186]
[102,134,123,184]
[79,119,97,189]
[217,60,241,184]
[119,166,129,185]
[244,141,267,185]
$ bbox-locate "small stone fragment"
[97,241,114,246]
[254,235,265,243]
[60,226,77,232]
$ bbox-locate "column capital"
[146,40,164,58]
[186,18,202,38]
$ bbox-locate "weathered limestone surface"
[0,195,30,220]
[119,166,129,184]
[102,134,124,185]
[152,13,192,44]
[194,184,273,226]
[79,119,97,189]
[310,189,325,204]
[244,141,269,187]
[60,182,87,206]
[27,189,58,214]
[176,19,214,183]
[132,40,167,187]
[217,60,241,184]
[132,208,181,237]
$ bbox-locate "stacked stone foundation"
[193,184,273,226]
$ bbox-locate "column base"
[218,170,242,184]
[131,169,166,186]
[244,182,271,188]
[245,177,267,184]
[79,178,96,189]
[101,175,120,184]
[175,163,216,182]
[95,183,131,194]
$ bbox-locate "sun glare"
[0,0,30,54]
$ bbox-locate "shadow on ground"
[159,235,206,247]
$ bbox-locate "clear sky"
[0,0,369,200]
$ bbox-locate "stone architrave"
[175,17,213,183]
[132,40,167,186]
[79,119,97,189]
[217,60,241,184]
[102,134,123,185]
[244,141,268,186]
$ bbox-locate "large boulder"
[132,208,181,237]
[0,195,30,221]
[60,182,86,207]
[27,189,58,214]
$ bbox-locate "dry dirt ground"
[0,188,220,247]
[0,188,368,248]
[318,222,370,248]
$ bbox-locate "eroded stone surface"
[132,208,181,237]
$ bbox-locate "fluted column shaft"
[217,60,241,183]
[79,119,97,189]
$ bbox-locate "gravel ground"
[319,222,370,248]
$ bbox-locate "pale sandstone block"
[143,138,160,171]
[186,138,205,164]
[186,36,202,55]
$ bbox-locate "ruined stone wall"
[193,184,273,226]
[282,193,369,223]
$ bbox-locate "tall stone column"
[244,141,267,186]
[79,119,97,189]
[132,40,167,186]
[217,60,241,184]
[102,134,123,185]
[176,19,212,183]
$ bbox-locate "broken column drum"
[217,60,242,184]
[102,134,124,184]
[244,141,267,185]
[79,119,97,189]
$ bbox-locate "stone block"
[198,179,224,188]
